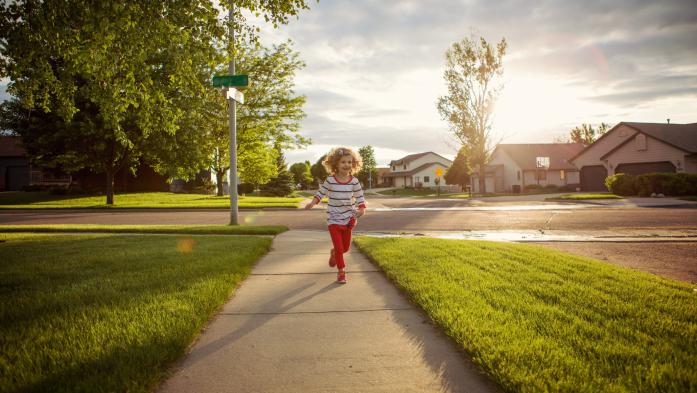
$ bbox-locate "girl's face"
[337,155,353,177]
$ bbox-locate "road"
[2,205,696,232]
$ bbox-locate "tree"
[289,161,312,189]
[208,39,308,196]
[444,147,471,191]
[0,0,315,204]
[310,154,327,186]
[437,36,507,194]
[260,150,294,196]
[569,123,610,145]
[0,1,225,204]
[356,145,378,188]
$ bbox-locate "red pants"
[328,217,356,270]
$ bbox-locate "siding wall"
[572,124,637,169]
[605,135,690,175]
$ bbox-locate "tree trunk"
[478,166,486,194]
[105,169,115,205]
[215,170,225,196]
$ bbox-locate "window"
[536,157,550,168]
[392,166,395,171]
[403,165,407,170]
[517,171,521,180]
[424,176,430,183]
[560,170,565,180]
[635,134,647,150]
[415,176,420,183]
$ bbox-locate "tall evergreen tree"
[261,150,293,196]
[444,147,471,191]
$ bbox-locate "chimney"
[667,118,671,124]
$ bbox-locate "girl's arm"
[353,180,367,217]
[306,178,330,209]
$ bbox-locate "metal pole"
[228,4,239,225]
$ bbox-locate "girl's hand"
[356,208,365,218]
[305,202,314,209]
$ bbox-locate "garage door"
[615,161,676,176]
[580,165,608,191]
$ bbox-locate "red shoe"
[337,271,347,284]
[329,248,336,267]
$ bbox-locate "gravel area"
[535,242,697,284]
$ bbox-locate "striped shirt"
[313,175,367,225]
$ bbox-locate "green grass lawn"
[0,191,304,209]
[0,233,272,393]
[354,237,697,393]
[378,188,454,197]
[547,193,622,200]
[680,196,697,201]
[0,224,287,235]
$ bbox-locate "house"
[0,135,31,191]
[0,135,169,192]
[570,122,697,191]
[470,143,585,193]
[383,152,453,188]
[376,167,391,187]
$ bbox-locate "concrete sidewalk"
[157,230,500,393]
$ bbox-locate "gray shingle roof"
[622,122,697,152]
[496,143,585,170]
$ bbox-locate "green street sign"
[212,74,249,88]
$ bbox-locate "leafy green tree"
[0,1,225,204]
[260,150,293,196]
[289,161,313,189]
[569,123,610,145]
[437,35,507,194]
[444,147,471,191]
[208,39,307,196]
[357,145,377,188]
[310,154,327,186]
[0,0,315,204]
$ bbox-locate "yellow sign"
[435,168,443,177]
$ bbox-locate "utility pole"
[228,4,239,225]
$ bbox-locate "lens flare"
[177,237,196,253]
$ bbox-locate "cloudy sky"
[250,0,697,166]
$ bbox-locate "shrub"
[631,172,697,196]
[559,184,580,192]
[238,183,255,195]
[524,184,541,191]
[543,184,558,190]
[605,173,636,196]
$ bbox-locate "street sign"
[435,167,443,177]
[226,87,244,104]
[212,74,249,88]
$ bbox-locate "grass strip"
[354,237,697,393]
[0,224,287,235]
[0,233,272,393]
[0,192,303,209]
[547,193,621,200]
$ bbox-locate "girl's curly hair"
[322,146,363,175]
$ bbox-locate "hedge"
[606,172,697,196]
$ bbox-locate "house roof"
[569,122,697,162]
[389,151,452,166]
[495,143,584,170]
[383,162,449,177]
[0,136,27,157]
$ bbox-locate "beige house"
[383,152,453,188]
[570,122,697,191]
[470,143,584,193]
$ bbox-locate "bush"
[524,184,541,191]
[605,173,636,196]
[237,183,255,195]
[559,184,580,192]
[608,172,697,197]
[543,184,558,191]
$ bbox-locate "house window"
[560,170,565,180]
[424,176,430,183]
[403,165,407,170]
[415,176,420,183]
[635,134,647,150]
[517,171,521,180]
[392,166,395,171]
